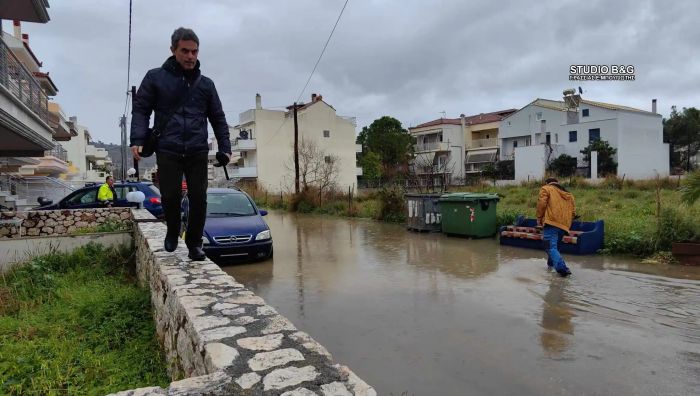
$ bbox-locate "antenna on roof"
[440,111,446,119]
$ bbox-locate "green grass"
[464,181,700,256]
[0,244,170,395]
[73,219,131,235]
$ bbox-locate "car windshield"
[207,193,256,216]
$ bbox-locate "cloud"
[17,0,700,143]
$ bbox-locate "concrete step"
[0,195,17,202]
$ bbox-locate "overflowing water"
[222,211,700,396]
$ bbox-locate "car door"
[60,188,100,209]
[113,185,137,208]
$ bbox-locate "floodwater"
[222,211,700,396]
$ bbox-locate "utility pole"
[294,102,300,194]
[119,115,127,181]
[131,86,139,180]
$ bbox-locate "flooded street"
[222,211,700,396]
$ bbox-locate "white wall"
[247,102,358,193]
[514,145,547,182]
[0,232,131,273]
[617,112,669,178]
[499,104,564,160]
[558,118,619,166]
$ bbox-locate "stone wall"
[0,208,132,238]
[115,209,375,396]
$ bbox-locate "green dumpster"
[438,193,500,237]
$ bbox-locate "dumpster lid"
[438,192,499,201]
[405,193,443,198]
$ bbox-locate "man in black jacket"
[130,27,231,260]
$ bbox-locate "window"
[115,186,136,200]
[589,128,600,142]
[545,133,551,145]
[486,134,490,139]
[569,131,577,142]
[582,109,589,117]
[513,141,518,149]
[324,155,332,164]
[323,130,330,138]
[555,133,559,143]
[67,189,98,205]
[536,112,543,120]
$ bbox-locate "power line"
[296,0,349,103]
[263,0,350,145]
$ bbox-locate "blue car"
[35,181,164,219]
[182,188,273,262]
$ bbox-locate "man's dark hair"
[106,176,113,182]
[171,27,199,49]
[545,177,559,184]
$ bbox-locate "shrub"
[548,154,578,177]
[376,186,405,223]
[655,207,699,250]
[581,139,617,176]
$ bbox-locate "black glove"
[214,152,230,167]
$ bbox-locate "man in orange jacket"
[536,178,576,277]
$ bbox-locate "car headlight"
[202,235,210,245]
[255,230,271,241]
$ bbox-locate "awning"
[413,152,436,167]
[466,149,497,164]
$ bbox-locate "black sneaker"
[557,268,572,277]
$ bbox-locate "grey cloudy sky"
[17,0,700,144]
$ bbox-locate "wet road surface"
[222,211,700,396]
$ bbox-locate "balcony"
[414,141,449,153]
[231,166,257,178]
[0,35,53,156]
[85,145,98,159]
[232,138,257,152]
[85,169,107,182]
[412,165,453,175]
[356,166,363,176]
[468,138,499,149]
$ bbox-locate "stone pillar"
[591,151,598,180]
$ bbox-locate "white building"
[232,93,361,193]
[408,109,516,186]
[59,116,111,184]
[499,96,669,180]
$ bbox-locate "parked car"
[182,188,273,262]
[35,180,164,219]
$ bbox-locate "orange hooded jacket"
[536,183,576,233]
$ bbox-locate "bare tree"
[407,152,456,193]
[285,137,340,204]
[316,153,340,206]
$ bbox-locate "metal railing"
[468,138,499,149]
[0,174,75,208]
[0,37,49,123]
[45,143,68,161]
[414,141,448,152]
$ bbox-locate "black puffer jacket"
[130,56,231,155]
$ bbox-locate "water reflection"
[539,278,575,358]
